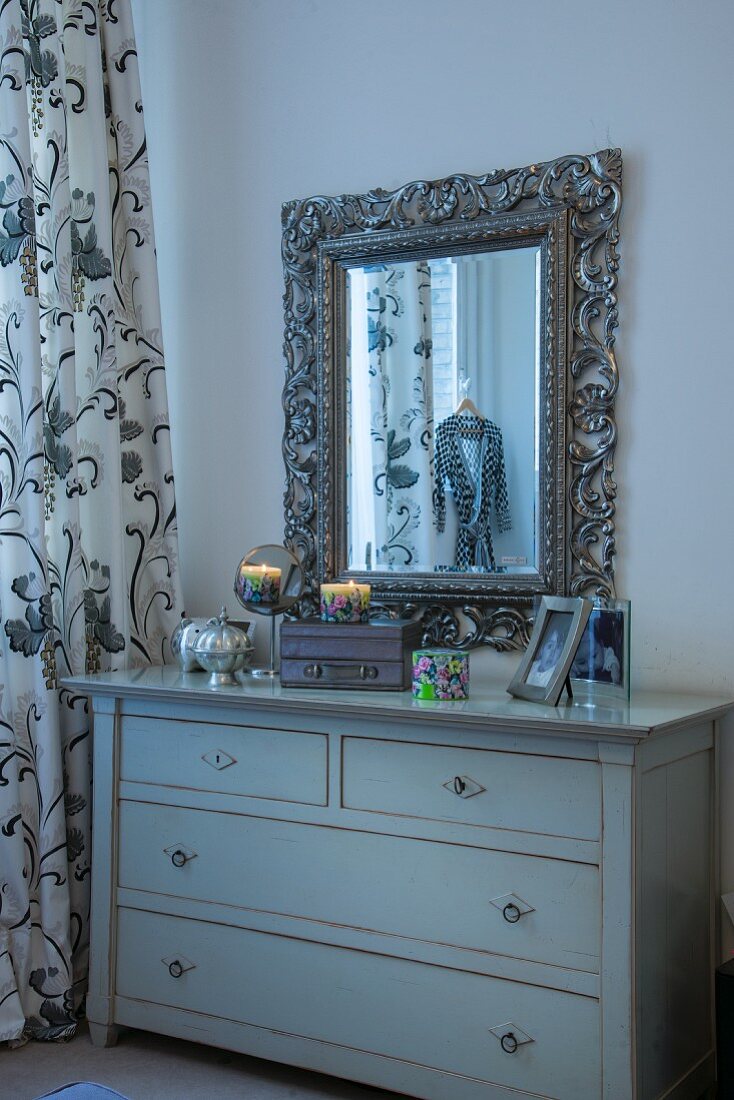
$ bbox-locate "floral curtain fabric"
[0,0,181,1041]
[348,263,435,570]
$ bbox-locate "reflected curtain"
[348,263,435,570]
[0,0,182,1042]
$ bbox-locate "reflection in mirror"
[346,246,540,578]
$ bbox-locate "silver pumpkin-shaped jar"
[191,607,253,686]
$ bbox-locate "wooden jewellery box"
[280,618,423,690]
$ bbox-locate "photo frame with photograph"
[570,597,631,702]
[507,596,593,705]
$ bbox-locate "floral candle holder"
[319,581,371,623]
[412,649,469,701]
[236,563,281,605]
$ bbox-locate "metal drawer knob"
[489,1019,534,1051]
[164,843,197,867]
[500,1032,519,1054]
[502,903,522,924]
[443,774,485,799]
[162,953,195,979]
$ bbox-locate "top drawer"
[119,716,327,806]
[342,737,599,841]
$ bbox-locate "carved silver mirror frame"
[282,149,621,650]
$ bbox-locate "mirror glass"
[233,544,304,615]
[345,245,540,578]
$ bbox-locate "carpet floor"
[2,1024,393,1100]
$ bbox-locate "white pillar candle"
[236,563,282,604]
[319,581,371,623]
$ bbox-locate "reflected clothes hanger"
[454,395,484,420]
[453,377,485,429]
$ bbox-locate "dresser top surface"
[64,666,733,739]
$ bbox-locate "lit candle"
[320,580,371,623]
[236,562,282,605]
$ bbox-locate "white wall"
[131,0,734,950]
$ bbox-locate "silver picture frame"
[507,596,593,706]
[570,597,631,703]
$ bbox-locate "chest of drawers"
[68,667,730,1099]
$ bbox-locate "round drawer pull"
[502,903,522,924]
[171,849,188,868]
[453,775,466,795]
[168,959,184,978]
[500,1032,519,1054]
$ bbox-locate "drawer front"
[280,658,407,689]
[118,801,600,972]
[343,737,600,841]
[119,716,327,805]
[116,907,600,1097]
[280,627,412,662]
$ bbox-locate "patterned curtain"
[348,262,435,571]
[0,0,182,1042]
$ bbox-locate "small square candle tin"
[412,649,469,701]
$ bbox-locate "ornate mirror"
[282,149,621,649]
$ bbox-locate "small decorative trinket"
[412,649,469,701]
[319,581,371,623]
[171,615,210,672]
[191,607,253,686]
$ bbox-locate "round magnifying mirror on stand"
[233,544,303,677]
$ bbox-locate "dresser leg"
[88,1021,120,1048]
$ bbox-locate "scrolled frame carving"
[282,149,621,650]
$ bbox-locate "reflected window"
[429,257,458,426]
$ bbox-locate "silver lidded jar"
[191,607,253,686]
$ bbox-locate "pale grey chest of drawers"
[67,668,731,1100]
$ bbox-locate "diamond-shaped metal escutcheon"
[163,843,198,867]
[442,774,485,799]
[161,954,196,978]
[489,892,535,920]
[202,749,236,771]
[489,1021,534,1051]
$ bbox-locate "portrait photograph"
[525,612,573,688]
[507,596,593,706]
[570,599,631,701]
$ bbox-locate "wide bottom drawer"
[116,907,600,1098]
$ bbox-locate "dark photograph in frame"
[570,598,631,702]
[507,596,593,706]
